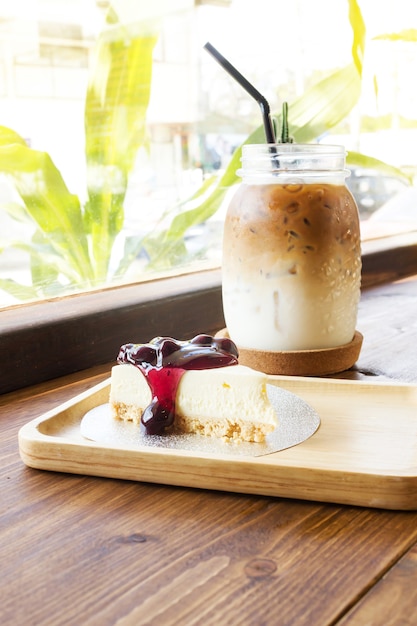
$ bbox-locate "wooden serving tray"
[18,376,417,510]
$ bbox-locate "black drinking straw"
[204,42,276,145]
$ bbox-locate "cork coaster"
[215,329,363,376]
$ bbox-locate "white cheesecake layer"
[110,363,277,442]
[110,363,152,410]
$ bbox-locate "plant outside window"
[0,0,415,307]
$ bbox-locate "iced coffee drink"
[222,145,361,352]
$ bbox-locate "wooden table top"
[2,276,417,626]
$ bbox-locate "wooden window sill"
[1,230,417,394]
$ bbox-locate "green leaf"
[7,238,87,285]
[144,233,190,270]
[0,134,93,282]
[346,151,413,183]
[0,201,34,225]
[84,18,158,279]
[0,278,39,301]
[85,30,157,172]
[30,238,60,289]
[373,29,417,42]
[114,174,218,274]
[0,126,28,147]
[113,233,146,277]
[348,0,366,75]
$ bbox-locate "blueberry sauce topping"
[117,334,239,435]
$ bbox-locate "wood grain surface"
[2,275,417,625]
[338,543,417,625]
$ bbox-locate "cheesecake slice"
[110,363,277,443]
[109,335,277,443]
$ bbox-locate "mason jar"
[222,143,361,352]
